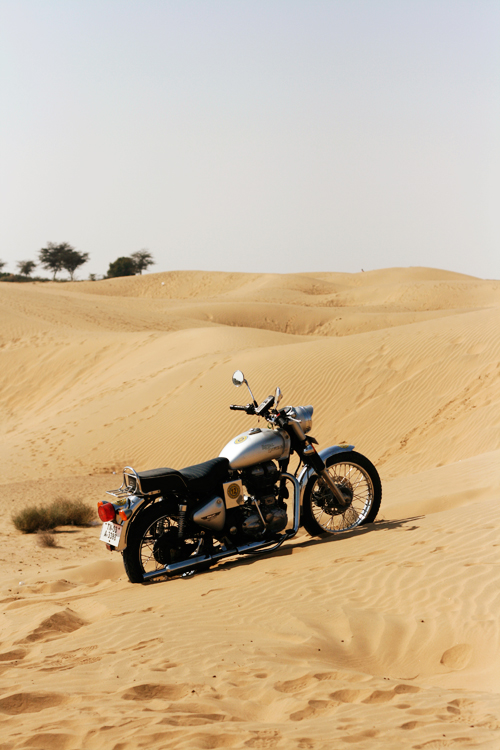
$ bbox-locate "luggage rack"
[106,466,145,499]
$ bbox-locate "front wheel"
[302,451,381,536]
[122,502,203,583]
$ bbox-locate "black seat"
[137,457,229,496]
[136,467,185,494]
[179,457,230,495]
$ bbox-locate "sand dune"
[0,268,499,749]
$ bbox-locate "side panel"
[192,496,226,532]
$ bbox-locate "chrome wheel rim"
[139,516,200,575]
[310,461,374,532]
[139,516,175,575]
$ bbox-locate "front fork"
[302,442,349,508]
[286,416,349,508]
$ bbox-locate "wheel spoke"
[309,460,375,533]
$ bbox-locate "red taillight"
[98,501,115,522]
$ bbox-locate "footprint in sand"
[289,706,319,722]
[159,712,226,726]
[340,729,380,743]
[274,675,316,694]
[245,729,282,748]
[362,689,396,704]
[20,732,73,750]
[0,692,66,714]
[121,683,190,701]
[290,699,338,722]
[20,609,86,643]
[0,648,27,662]
[394,684,421,694]
[400,720,425,730]
[314,671,371,683]
[328,689,366,703]
[440,644,473,670]
[356,684,420,706]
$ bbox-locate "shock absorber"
[302,440,349,507]
[178,503,187,539]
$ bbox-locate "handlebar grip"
[230,404,248,411]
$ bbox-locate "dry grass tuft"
[37,530,58,548]
[12,506,54,534]
[12,498,95,534]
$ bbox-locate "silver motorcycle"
[97,371,382,583]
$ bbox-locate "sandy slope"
[0,268,499,749]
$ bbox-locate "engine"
[227,461,288,539]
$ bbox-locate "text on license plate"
[100,521,122,546]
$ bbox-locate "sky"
[1,0,499,280]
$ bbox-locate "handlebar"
[230,394,276,417]
[230,404,256,414]
[229,402,307,443]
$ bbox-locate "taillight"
[98,501,116,522]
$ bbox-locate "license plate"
[100,521,122,546]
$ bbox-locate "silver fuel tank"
[219,428,291,470]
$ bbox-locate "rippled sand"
[1,267,499,749]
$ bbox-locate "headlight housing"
[285,405,314,434]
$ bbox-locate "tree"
[38,242,71,280]
[38,242,89,280]
[131,249,155,275]
[17,260,37,277]
[107,256,137,278]
[61,248,89,280]
[0,259,6,272]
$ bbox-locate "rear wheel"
[302,451,381,536]
[122,502,202,583]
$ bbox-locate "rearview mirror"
[232,370,245,387]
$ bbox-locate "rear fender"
[297,444,354,507]
[112,494,152,552]
[117,495,181,551]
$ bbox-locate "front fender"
[297,444,354,507]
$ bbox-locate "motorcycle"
[97,371,382,583]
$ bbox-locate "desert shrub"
[51,499,95,527]
[12,499,95,533]
[12,506,54,533]
[37,530,57,548]
[0,273,49,283]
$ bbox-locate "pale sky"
[1,0,499,280]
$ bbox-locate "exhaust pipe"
[142,537,282,581]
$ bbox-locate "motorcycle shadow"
[214,514,424,572]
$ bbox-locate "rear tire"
[122,501,185,583]
[302,451,381,536]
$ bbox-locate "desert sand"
[0,267,499,749]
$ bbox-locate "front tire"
[122,501,199,583]
[302,451,381,536]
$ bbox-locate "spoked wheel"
[122,502,203,583]
[302,451,381,536]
